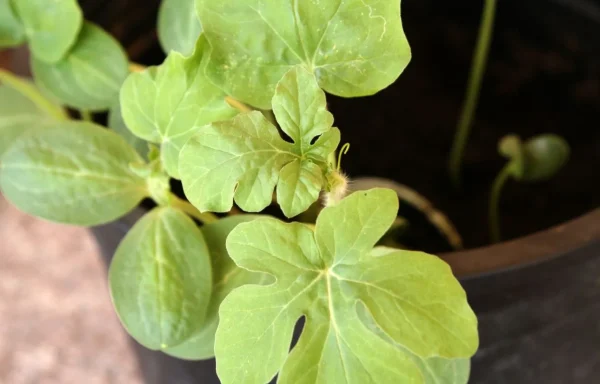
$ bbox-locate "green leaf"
[196,0,412,108]
[158,0,202,56]
[0,121,148,226]
[0,0,25,47]
[11,0,82,63]
[109,207,213,350]
[31,22,129,111]
[214,188,479,384]
[0,82,53,156]
[108,101,148,160]
[120,36,237,178]
[180,66,340,217]
[165,215,271,360]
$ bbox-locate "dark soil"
[327,0,600,252]
[87,0,600,254]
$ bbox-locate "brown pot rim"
[351,177,600,279]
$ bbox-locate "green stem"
[0,69,69,120]
[80,110,93,122]
[489,163,513,243]
[169,193,219,224]
[449,0,498,188]
[225,96,253,113]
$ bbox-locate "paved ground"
[0,196,143,384]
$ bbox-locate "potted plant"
[1,1,598,384]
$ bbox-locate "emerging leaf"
[165,215,271,360]
[0,121,147,226]
[11,0,82,63]
[0,0,25,48]
[32,22,129,111]
[215,188,479,384]
[109,207,213,351]
[180,66,340,217]
[158,0,202,56]
[120,36,237,178]
[108,101,148,160]
[197,0,412,108]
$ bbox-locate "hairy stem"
[169,193,219,224]
[489,163,513,243]
[0,69,69,120]
[449,0,498,188]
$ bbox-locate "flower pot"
[83,0,599,382]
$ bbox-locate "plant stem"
[225,96,253,113]
[448,0,498,188]
[80,110,93,122]
[0,69,69,120]
[489,163,513,243]
[169,193,219,224]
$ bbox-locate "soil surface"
[327,0,600,252]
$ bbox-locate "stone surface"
[0,196,143,384]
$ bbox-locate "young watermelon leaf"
[32,22,129,111]
[158,0,202,56]
[180,66,340,217]
[214,188,479,384]
[11,0,82,63]
[108,101,148,160]
[164,215,272,360]
[196,0,412,109]
[0,0,25,47]
[109,207,213,351]
[0,75,66,156]
[120,36,237,178]
[0,121,148,226]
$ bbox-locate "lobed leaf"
[214,188,479,384]
[196,0,411,108]
[180,66,340,217]
[120,36,237,178]
[32,22,129,111]
[165,215,271,360]
[109,207,213,350]
[0,0,25,48]
[158,0,202,56]
[0,121,147,226]
[11,0,82,63]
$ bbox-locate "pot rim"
[350,176,600,279]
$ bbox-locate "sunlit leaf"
[32,22,129,111]
[0,121,147,225]
[120,36,236,178]
[110,207,212,350]
[180,66,339,217]
[158,0,202,56]
[214,188,479,384]
[196,0,411,108]
[11,0,82,63]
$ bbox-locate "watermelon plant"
[0,0,479,383]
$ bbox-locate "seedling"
[0,1,480,383]
[489,134,570,242]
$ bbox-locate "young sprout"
[449,0,498,188]
[489,134,570,243]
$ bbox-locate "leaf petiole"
[0,69,69,121]
[80,110,93,122]
[489,162,514,243]
[168,192,219,224]
[129,62,147,73]
[448,0,498,188]
[225,96,253,113]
